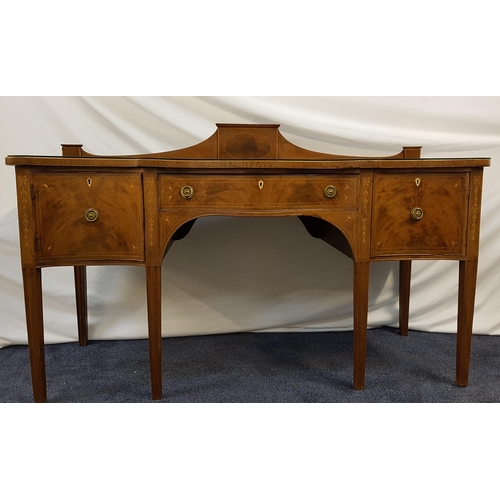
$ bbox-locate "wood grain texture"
[32,172,145,263]
[5,124,490,401]
[372,173,468,256]
[159,174,359,210]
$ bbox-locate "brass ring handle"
[84,208,99,222]
[180,185,194,199]
[324,185,337,198]
[410,207,424,221]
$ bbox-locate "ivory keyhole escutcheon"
[87,178,92,187]
[415,178,421,187]
[258,180,264,189]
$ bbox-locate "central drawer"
[159,175,359,210]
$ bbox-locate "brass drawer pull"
[84,208,99,222]
[410,207,424,221]
[324,185,337,198]
[180,185,194,199]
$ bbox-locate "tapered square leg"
[22,266,46,403]
[399,260,412,336]
[353,261,370,390]
[146,266,162,400]
[456,260,478,387]
[74,266,88,346]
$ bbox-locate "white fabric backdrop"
[1,96,499,348]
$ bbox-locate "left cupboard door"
[32,172,145,263]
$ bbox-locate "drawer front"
[372,173,468,257]
[159,175,359,210]
[33,173,145,261]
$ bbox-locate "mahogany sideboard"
[5,124,490,402]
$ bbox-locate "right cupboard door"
[371,172,468,257]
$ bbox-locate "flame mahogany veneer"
[5,124,490,402]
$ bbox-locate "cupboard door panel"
[372,173,468,257]
[33,173,145,262]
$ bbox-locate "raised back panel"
[61,123,420,160]
[217,124,279,159]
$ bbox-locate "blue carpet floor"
[1,327,499,403]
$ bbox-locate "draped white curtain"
[1,96,499,348]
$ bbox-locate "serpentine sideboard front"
[5,124,490,402]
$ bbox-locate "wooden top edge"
[215,123,280,128]
[5,157,491,168]
[5,155,492,161]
